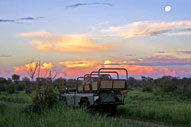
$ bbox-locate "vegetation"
[1,72,191,127]
[118,89,191,126]
[128,76,191,98]
[0,102,6,115]
[0,91,31,103]
[1,101,155,127]
[26,87,59,114]
[12,74,20,83]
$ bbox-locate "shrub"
[27,87,59,114]
[25,88,32,94]
[142,85,153,92]
[0,102,6,115]
[16,83,25,91]
[7,85,15,94]
[0,84,6,92]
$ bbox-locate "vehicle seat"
[78,86,83,92]
[113,80,126,90]
[92,81,98,91]
[84,84,90,92]
[100,80,113,90]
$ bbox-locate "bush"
[0,102,6,115]
[16,83,25,91]
[142,85,153,92]
[25,88,32,94]
[0,96,28,103]
[0,84,6,92]
[7,85,15,94]
[27,87,59,114]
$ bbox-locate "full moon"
[165,5,172,12]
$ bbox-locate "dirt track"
[112,117,181,127]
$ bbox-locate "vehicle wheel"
[81,101,89,111]
[108,105,117,116]
[111,105,117,116]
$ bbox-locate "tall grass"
[0,91,31,103]
[0,103,126,127]
[118,89,191,126]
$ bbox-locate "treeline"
[0,74,77,94]
[1,74,191,98]
[128,76,191,98]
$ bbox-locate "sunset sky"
[0,0,191,79]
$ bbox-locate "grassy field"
[0,91,155,127]
[0,103,125,127]
[118,89,191,126]
[1,90,191,127]
[0,91,31,104]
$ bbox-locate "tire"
[111,105,117,116]
[81,101,89,111]
[107,105,117,116]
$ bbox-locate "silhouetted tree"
[53,78,66,88]
[26,61,38,81]
[0,77,7,84]
[141,76,153,92]
[128,77,137,87]
[22,77,30,82]
[7,78,12,84]
[12,74,20,84]
[67,79,77,88]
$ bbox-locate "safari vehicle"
[60,68,128,114]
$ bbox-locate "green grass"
[2,89,190,127]
[0,91,31,104]
[0,102,153,127]
[118,89,191,126]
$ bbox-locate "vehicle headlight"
[94,96,99,101]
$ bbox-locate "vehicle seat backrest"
[78,86,83,92]
[100,80,113,89]
[84,85,90,91]
[113,80,126,90]
[92,81,98,91]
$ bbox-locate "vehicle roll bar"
[90,71,119,79]
[76,77,84,92]
[84,73,112,79]
[98,68,128,81]
[76,74,112,92]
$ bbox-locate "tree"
[25,60,59,114]
[54,78,66,88]
[7,78,12,84]
[22,77,30,82]
[12,74,20,82]
[26,61,39,81]
[141,76,153,92]
[67,79,77,88]
[128,77,137,87]
[0,77,7,91]
[100,74,110,80]
[0,77,7,84]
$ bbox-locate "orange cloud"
[14,62,54,77]
[31,35,117,52]
[113,65,176,77]
[11,59,191,78]
[104,60,112,64]
[59,60,102,77]
[17,31,118,52]
[16,30,51,37]
[59,60,178,78]
[103,60,177,77]
[60,60,99,68]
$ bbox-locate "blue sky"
[0,0,191,78]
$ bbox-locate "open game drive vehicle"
[60,68,128,115]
